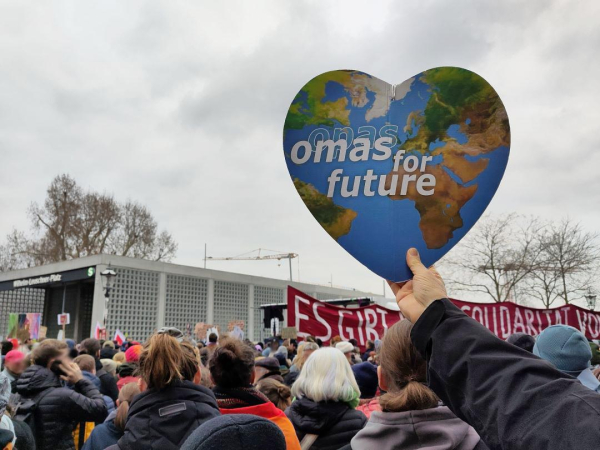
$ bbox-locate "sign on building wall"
[0,266,96,291]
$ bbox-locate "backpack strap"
[300,434,319,450]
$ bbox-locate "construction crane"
[205,248,299,281]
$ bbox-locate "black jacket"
[16,365,108,450]
[412,298,600,450]
[285,397,366,450]
[115,380,220,450]
[95,359,119,402]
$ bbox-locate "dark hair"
[209,338,255,388]
[1,341,13,356]
[257,378,292,411]
[316,338,323,347]
[348,338,358,347]
[379,320,438,412]
[180,340,201,382]
[208,333,218,344]
[80,338,101,357]
[32,339,68,367]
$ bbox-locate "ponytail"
[114,382,141,431]
[139,333,183,390]
[378,320,439,412]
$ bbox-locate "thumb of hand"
[407,248,426,275]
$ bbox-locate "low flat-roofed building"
[0,254,384,342]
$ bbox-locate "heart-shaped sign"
[283,67,510,281]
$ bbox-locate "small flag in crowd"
[94,321,104,340]
[114,329,126,346]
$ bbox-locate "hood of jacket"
[117,380,220,450]
[16,365,61,396]
[351,406,481,450]
[286,396,351,435]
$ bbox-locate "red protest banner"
[287,287,600,348]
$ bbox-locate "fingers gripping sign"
[387,248,448,323]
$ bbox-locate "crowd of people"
[0,249,599,449]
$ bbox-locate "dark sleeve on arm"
[101,374,119,402]
[63,378,108,423]
[411,298,600,450]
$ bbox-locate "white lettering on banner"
[364,309,379,342]
[312,303,332,342]
[500,306,510,338]
[524,309,536,335]
[355,311,365,346]
[338,310,355,341]
[513,309,525,333]
[294,295,310,338]
[376,308,390,335]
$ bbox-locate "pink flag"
[94,322,104,340]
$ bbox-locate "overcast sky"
[1,0,599,300]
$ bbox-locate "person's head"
[114,382,141,432]
[181,414,286,450]
[4,350,26,375]
[336,341,354,363]
[315,338,323,348]
[254,357,280,382]
[331,335,342,347]
[365,339,374,350]
[138,333,199,390]
[0,341,13,356]
[269,340,279,351]
[79,338,101,359]
[256,378,292,411]
[113,351,126,365]
[31,339,69,369]
[287,339,297,352]
[103,340,115,349]
[291,347,360,403]
[296,342,318,371]
[199,366,213,389]
[180,340,202,385]
[101,358,118,378]
[352,362,379,399]
[125,344,142,363]
[507,332,535,353]
[533,325,592,376]
[209,338,255,388]
[589,341,600,366]
[74,354,96,374]
[208,333,218,344]
[378,320,438,412]
[197,341,205,350]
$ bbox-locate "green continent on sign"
[293,179,357,240]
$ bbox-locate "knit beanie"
[336,341,354,354]
[507,332,536,353]
[125,344,142,363]
[352,362,378,398]
[181,414,286,450]
[533,325,592,375]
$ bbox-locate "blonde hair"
[291,342,318,371]
[73,354,95,373]
[113,352,126,364]
[291,347,359,403]
[114,382,141,431]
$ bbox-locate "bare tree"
[444,214,543,303]
[0,174,177,270]
[535,219,600,304]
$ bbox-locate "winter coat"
[12,419,35,450]
[411,298,600,450]
[71,371,116,420]
[16,365,107,450]
[82,410,121,450]
[350,406,486,450]
[285,397,366,450]
[220,401,301,450]
[113,380,220,450]
[95,359,118,402]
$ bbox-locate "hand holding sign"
[388,248,448,323]
[283,67,510,281]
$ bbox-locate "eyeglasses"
[157,327,184,342]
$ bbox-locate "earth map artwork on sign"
[283,67,511,281]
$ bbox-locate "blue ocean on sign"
[283,67,511,281]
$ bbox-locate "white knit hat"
[336,341,354,354]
